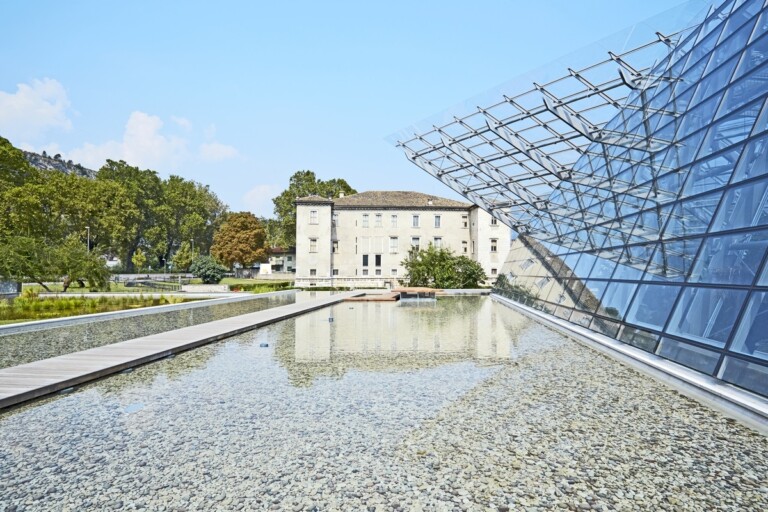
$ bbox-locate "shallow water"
[0,292,297,369]
[1,296,766,511]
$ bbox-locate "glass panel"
[657,337,721,373]
[719,61,768,117]
[729,291,768,360]
[681,146,741,197]
[752,98,768,135]
[665,191,723,237]
[710,177,768,232]
[588,256,618,279]
[625,284,681,330]
[589,317,621,338]
[618,326,659,352]
[595,282,638,321]
[719,356,768,395]
[572,252,597,280]
[644,238,703,281]
[689,230,768,285]
[569,310,593,328]
[731,132,768,183]
[697,100,761,160]
[667,287,748,347]
[576,280,609,312]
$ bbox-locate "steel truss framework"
[398,0,768,397]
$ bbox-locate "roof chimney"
[339,193,345,198]
[427,199,433,206]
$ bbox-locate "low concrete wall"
[181,284,230,293]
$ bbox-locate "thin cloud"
[0,78,72,144]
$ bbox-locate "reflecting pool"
[0,292,296,369]
[1,296,766,511]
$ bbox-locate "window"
[362,254,369,267]
[332,240,338,253]
[433,237,443,248]
[332,213,338,226]
[462,215,468,228]
[491,217,498,226]
[362,269,369,276]
[375,254,382,267]
[434,215,441,228]
[391,214,398,228]
[491,268,497,275]
[309,210,318,224]
[287,256,292,262]
[472,241,475,253]
[375,213,382,227]
[391,268,398,276]
[535,277,550,289]
[362,214,369,228]
[332,268,339,276]
[309,238,317,253]
[411,237,420,250]
[491,239,498,252]
[375,269,382,276]
[310,269,317,276]
[412,214,420,227]
[389,237,399,253]
[462,241,468,253]
[520,258,534,270]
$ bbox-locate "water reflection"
[0,293,296,368]
[275,296,530,386]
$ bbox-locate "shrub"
[189,255,228,284]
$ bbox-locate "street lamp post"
[190,239,194,254]
[86,226,90,252]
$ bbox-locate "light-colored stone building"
[295,191,511,288]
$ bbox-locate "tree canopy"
[271,170,356,247]
[401,245,487,289]
[210,212,268,269]
[0,137,228,286]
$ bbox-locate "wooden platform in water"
[0,291,363,410]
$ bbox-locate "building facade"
[295,191,511,287]
[397,0,768,399]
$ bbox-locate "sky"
[0,0,706,217]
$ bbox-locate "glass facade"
[398,0,768,398]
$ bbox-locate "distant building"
[265,247,296,273]
[294,191,511,288]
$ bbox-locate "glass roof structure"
[397,0,768,398]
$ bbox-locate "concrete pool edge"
[491,294,768,435]
[0,290,297,335]
[0,290,363,411]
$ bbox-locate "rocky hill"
[23,150,95,178]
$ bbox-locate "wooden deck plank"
[0,291,362,410]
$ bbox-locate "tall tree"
[271,170,356,247]
[211,212,268,269]
[96,160,163,272]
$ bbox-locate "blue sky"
[1,0,703,216]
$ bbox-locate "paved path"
[0,291,362,410]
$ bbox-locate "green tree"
[171,241,194,272]
[271,170,356,247]
[131,247,147,272]
[56,235,111,291]
[0,136,39,193]
[211,212,268,269]
[189,255,228,284]
[96,160,164,272]
[401,245,487,289]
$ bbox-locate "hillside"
[23,150,95,178]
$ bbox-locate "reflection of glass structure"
[397,0,768,398]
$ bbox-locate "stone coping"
[0,291,296,335]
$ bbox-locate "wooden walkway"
[0,290,362,410]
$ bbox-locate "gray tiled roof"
[294,194,333,204]
[333,191,470,208]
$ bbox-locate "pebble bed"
[0,293,296,369]
[0,297,766,511]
